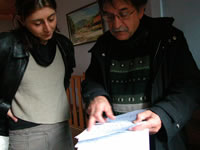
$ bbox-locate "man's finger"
[92,106,106,123]
[133,110,152,123]
[87,116,96,131]
[105,108,115,120]
[103,103,115,120]
[130,121,148,131]
[134,114,146,123]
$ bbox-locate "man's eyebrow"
[102,7,129,14]
[119,8,129,11]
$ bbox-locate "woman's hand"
[7,109,18,122]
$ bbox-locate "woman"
[0,0,75,149]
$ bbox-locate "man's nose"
[112,16,123,29]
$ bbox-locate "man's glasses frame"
[102,10,135,22]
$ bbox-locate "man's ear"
[138,5,146,19]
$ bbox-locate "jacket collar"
[12,32,67,59]
[12,35,29,58]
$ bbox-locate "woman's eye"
[48,17,54,22]
[48,15,55,22]
[34,21,41,26]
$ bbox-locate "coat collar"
[10,31,29,58]
[13,40,29,58]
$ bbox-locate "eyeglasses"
[102,10,135,22]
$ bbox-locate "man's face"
[103,0,145,40]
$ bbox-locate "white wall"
[56,0,96,75]
[161,0,200,68]
[148,0,163,17]
[136,0,200,68]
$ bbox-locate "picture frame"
[66,2,104,46]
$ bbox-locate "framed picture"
[66,2,104,46]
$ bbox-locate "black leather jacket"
[0,32,75,136]
[82,15,200,150]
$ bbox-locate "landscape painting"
[66,2,104,46]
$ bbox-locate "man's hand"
[87,96,115,131]
[130,110,162,135]
[7,109,18,122]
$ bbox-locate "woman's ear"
[15,15,25,26]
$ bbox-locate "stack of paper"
[75,109,150,150]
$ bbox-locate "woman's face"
[22,7,57,44]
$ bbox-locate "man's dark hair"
[97,0,148,11]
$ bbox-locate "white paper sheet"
[76,129,149,150]
[75,109,149,150]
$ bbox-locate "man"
[81,0,200,149]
